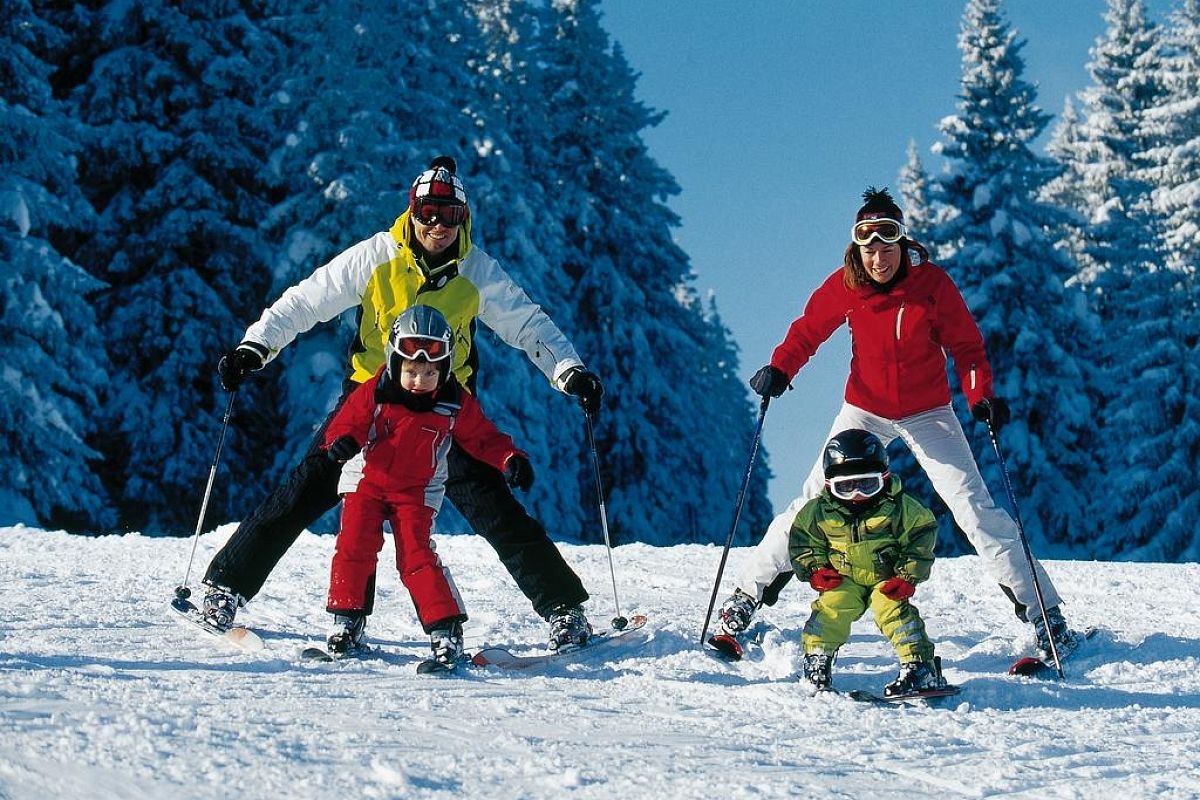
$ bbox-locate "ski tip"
[705,634,744,661]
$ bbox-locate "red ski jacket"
[770,263,993,419]
[323,370,523,503]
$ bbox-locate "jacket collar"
[389,209,473,287]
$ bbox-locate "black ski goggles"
[412,201,467,227]
[852,218,906,246]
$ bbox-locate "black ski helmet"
[822,428,889,478]
[386,305,454,386]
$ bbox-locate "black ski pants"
[204,396,588,619]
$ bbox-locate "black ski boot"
[547,605,592,651]
[418,621,465,674]
[802,652,835,691]
[1032,606,1082,658]
[884,656,947,697]
[201,583,244,631]
[326,613,367,656]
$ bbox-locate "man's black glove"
[971,397,1011,432]
[325,434,360,463]
[749,365,789,398]
[504,455,534,492]
[563,368,604,416]
[217,344,265,392]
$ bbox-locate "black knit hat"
[855,186,904,225]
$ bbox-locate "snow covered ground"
[1,524,1198,799]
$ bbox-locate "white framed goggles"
[852,218,907,246]
[393,334,452,362]
[827,471,888,501]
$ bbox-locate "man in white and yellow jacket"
[204,156,603,651]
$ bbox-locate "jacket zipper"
[895,302,906,341]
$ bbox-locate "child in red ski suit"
[321,306,531,665]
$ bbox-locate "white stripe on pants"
[736,402,1060,613]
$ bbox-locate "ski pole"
[700,396,770,646]
[584,409,628,630]
[174,390,237,605]
[983,418,1065,678]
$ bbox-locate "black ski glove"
[563,368,604,416]
[217,343,266,391]
[971,397,1011,432]
[325,435,361,463]
[749,365,789,398]
[504,455,534,492]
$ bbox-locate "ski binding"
[170,597,264,652]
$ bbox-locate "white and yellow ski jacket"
[241,210,583,390]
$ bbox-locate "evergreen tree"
[259,0,449,531]
[0,0,113,530]
[930,0,1096,552]
[50,1,285,533]
[529,0,770,543]
[1151,0,1200,273]
[1080,0,1199,559]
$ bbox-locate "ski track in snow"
[1,525,1199,799]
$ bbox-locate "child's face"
[399,359,442,394]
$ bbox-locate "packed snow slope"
[1,525,1198,800]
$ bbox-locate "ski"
[705,633,744,661]
[415,657,458,675]
[298,642,377,663]
[170,597,264,653]
[847,685,962,705]
[1008,626,1098,679]
[471,613,648,670]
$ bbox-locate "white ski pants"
[737,402,1060,613]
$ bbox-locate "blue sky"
[599,0,1170,512]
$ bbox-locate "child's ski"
[471,614,648,670]
[170,597,264,653]
[415,658,458,675]
[847,685,962,704]
[1008,627,1098,678]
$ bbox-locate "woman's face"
[859,241,902,284]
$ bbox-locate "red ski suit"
[323,370,523,631]
[770,263,992,418]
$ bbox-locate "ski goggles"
[393,335,451,362]
[852,218,906,246]
[827,471,887,501]
[412,201,468,227]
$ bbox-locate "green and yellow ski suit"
[788,477,938,662]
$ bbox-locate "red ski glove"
[879,576,916,601]
[808,567,843,592]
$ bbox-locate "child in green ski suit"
[788,428,946,695]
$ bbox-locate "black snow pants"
[204,396,588,619]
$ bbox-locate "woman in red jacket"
[321,306,531,670]
[715,188,1077,661]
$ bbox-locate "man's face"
[412,217,460,255]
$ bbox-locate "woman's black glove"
[749,365,789,398]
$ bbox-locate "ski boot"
[326,613,367,656]
[1031,606,1082,658]
[547,604,592,651]
[717,589,757,637]
[420,621,465,673]
[802,652,835,691]
[884,657,947,697]
[707,589,758,659]
[201,583,244,631]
